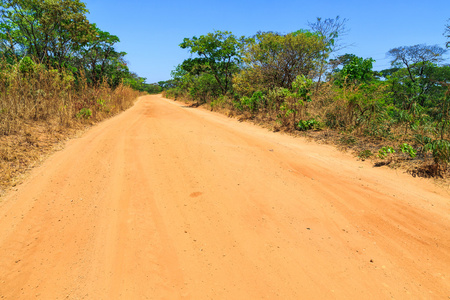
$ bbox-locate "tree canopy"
[0,0,95,66]
[234,30,326,96]
[0,0,153,91]
[180,30,249,95]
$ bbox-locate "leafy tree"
[168,59,221,103]
[178,57,211,77]
[168,63,194,97]
[188,73,221,103]
[278,74,314,126]
[333,54,375,86]
[438,87,450,139]
[387,44,447,83]
[378,66,400,78]
[234,30,326,96]
[76,24,123,85]
[158,80,176,90]
[144,83,162,94]
[329,53,357,70]
[0,0,96,67]
[386,44,447,107]
[383,44,450,140]
[179,30,249,95]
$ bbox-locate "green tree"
[0,0,96,67]
[158,80,176,90]
[383,45,450,139]
[179,30,249,95]
[169,59,221,103]
[77,24,123,85]
[387,44,446,83]
[433,85,450,140]
[387,44,447,107]
[234,30,326,96]
[333,55,375,86]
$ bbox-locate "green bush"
[76,108,92,119]
[399,143,417,158]
[297,118,322,131]
[419,137,450,173]
[240,91,265,113]
[19,57,35,74]
[378,146,396,159]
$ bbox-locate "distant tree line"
[164,17,450,176]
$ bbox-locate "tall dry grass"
[0,59,141,192]
[0,60,139,135]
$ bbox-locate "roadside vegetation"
[163,17,450,178]
[0,0,154,192]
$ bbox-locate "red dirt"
[0,94,449,299]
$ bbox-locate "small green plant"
[399,143,417,158]
[76,108,92,119]
[378,146,396,159]
[416,135,450,169]
[291,75,313,103]
[19,56,35,74]
[297,118,322,131]
[97,98,105,106]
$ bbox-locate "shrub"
[399,143,417,158]
[378,146,396,159]
[76,108,92,119]
[240,91,265,114]
[297,118,322,131]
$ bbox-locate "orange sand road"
[0,94,449,299]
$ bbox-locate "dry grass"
[0,61,141,195]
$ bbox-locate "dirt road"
[0,95,449,299]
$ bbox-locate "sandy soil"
[0,94,449,299]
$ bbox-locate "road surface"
[0,95,449,299]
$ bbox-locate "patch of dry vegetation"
[0,61,141,195]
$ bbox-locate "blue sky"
[82,0,449,83]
